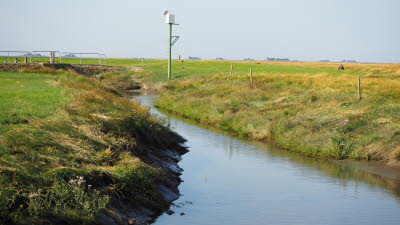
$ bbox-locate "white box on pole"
[165,13,175,24]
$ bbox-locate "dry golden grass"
[157,70,400,163]
[233,61,400,76]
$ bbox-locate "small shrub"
[311,95,318,102]
[0,186,20,219]
[341,119,367,133]
[330,134,354,159]
[28,178,109,221]
[112,166,166,210]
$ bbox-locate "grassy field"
[1,56,364,82]
[0,73,67,134]
[151,61,400,164]
[0,71,184,224]
[101,59,361,82]
[106,59,400,81]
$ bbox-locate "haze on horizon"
[1,0,399,63]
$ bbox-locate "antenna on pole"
[164,10,180,79]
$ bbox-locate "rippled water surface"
[134,95,400,225]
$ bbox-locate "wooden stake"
[229,63,233,76]
[250,68,253,86]
[358,75,361,100]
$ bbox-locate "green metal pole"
[168,23,172,79]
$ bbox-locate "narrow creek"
[132,94,400,225]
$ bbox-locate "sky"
[1,0,399,62]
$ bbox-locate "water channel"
[132,95,400,225]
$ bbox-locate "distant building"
[266,57,290,62]
[243,58,254,61]
[319,60,331,62]
[216,57,224,60]
[64,54,77,58]
[22,53,42,57]
[341,60,357,63]
[188,56,201,60]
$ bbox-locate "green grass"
[0,71,184,224]
[102,59,359,82]
[0,72,67,134]
[1,57,360,83]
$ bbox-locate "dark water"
[134,95,400,225]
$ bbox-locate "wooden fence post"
[229,63,233,76]
[358,75,362,100]
[250,68,253,86]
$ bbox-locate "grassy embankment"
[3,58,399,162]
[0,71,184,224]
[152,61,400,163]
[55,58,399,163]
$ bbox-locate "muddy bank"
[0,63,136,76]
[98,143,188,225]
[91,90,188,224]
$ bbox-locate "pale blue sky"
[1,0,399,62]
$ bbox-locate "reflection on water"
[132,95,400,225]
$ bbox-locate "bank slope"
[156,72,400,164]
[0,71,187,225]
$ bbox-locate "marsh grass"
[156,71,400,163]
[0,71,184,224]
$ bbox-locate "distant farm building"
[22,53,42,57]
[266,57,290,62]
[188,56,201,60]
[64,54,77,58]
[276,58,289,62]
[342,60,357,63]
[243,58,254,61]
